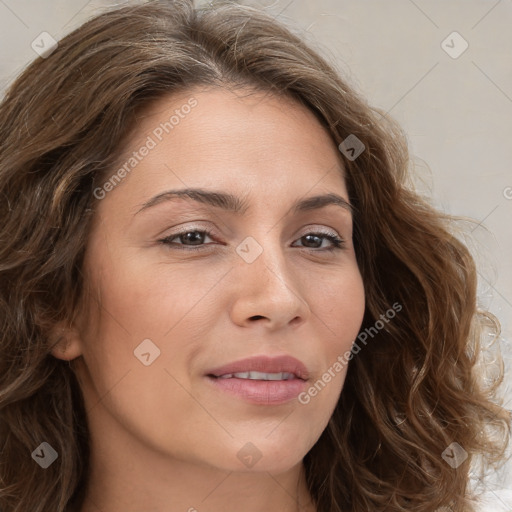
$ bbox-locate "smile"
[205,355,309,405]
[216,371,297,380]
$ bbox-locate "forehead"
[122,86,343,169]
[98,86,350,218]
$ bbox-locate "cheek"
[287,265,365,417]
[76,255,223,410]
[308,264,366,343]
[75,262,220,458]
[82,254,218,345]
[311,269,365,387]
[76,241,366,469]
[82,252,365,397]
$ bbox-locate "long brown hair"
[0,1,509,511]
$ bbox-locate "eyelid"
[159,223,343,240]
[157,224,346,252]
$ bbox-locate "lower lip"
[206,376,307,405]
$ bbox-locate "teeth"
[219,371,295,381]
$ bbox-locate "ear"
[48,321,84,361]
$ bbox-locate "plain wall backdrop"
[0,0,510,509]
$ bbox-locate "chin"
[211,434,313,474]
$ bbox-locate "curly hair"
[0,1,509,511]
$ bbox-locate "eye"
[292,231,345,252]
[158,228,216,250]
[158,228,345,252]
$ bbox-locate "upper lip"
[206,355,310,380]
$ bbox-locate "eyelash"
[158,228,346,253]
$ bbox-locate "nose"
[228,238,311,330]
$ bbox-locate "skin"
[51,86,365,512]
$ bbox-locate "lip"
[205,355,309,405]
[206,355,310,380]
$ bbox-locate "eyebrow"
[134,188,354,217]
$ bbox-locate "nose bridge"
[230,229,310,327]
[237,230,291,292]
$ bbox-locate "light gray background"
[1,0,510,508]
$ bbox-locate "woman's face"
[65,86,365,475]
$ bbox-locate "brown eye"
[159,229,216,250]
[293,231,345,251]
[158,229,345,253]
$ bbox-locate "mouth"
[206,354,309,380]
[205,355,309,405]
[214,371,299,381]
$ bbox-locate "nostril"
[250,315,265,320]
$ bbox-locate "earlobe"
[48,322,84,361]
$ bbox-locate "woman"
[0,1,509,511]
